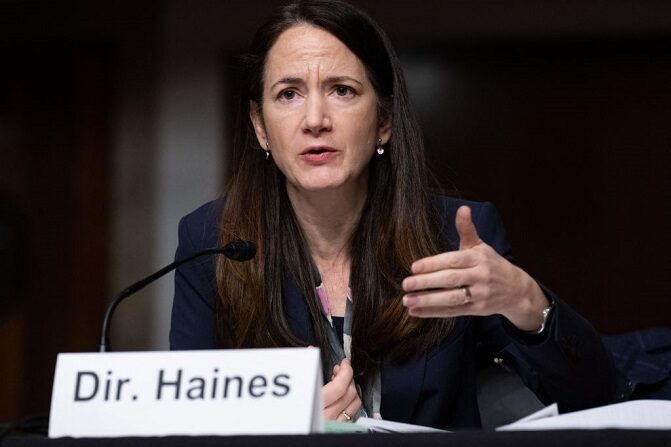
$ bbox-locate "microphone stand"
[99,242,254,352]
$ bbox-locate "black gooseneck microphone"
[99,240,255,352]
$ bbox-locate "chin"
[294,174,348,192]
[298,182,345,193]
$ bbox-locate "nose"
[302,94,331,136]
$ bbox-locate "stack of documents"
[337,400,671,433]
[498,400,671,431]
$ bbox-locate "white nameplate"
[48,348,323,438]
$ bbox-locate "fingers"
[336,395,362,422]
[322,359,352,408]
[403,285,474,308]
[403,266,478,293]
[331,383,361,421]
[404,284,486,316]
[322,359,362,421]
[410,249,478,275]
[456,206,482,250]
[402,207,488,320]
[408,304,472,318]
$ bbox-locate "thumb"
[456,206,482,250]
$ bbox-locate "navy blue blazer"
[170,197,616,429]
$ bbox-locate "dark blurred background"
[1,0,670,422]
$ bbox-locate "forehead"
[264,24,368,82]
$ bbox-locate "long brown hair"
[216,0,453,384]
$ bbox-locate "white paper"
[508,403,558,424]
[499,400,671,431]
[355,417,448,433]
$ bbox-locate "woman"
[170,0,615,429]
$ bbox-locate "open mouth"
[300,146,338,163]
[302,146,335,155]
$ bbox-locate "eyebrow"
[269,75,364,91]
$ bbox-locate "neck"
[287,180,367,262]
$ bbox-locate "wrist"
[526,301,554,334]
[503,270,551,331]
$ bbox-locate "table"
[3,430,671,447]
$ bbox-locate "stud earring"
[376,138,385,155]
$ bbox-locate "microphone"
[221,239,256,261]
[99,240,256,352]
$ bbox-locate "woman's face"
[250,25,391,195]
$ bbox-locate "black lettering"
[187,377,206,399]
[248,375,267,398]
[272,374,291,397]
[74,371,99,401]
[211,368,219,399]
[104,371,113,401]
[156,369,182,400]
[115,378,130,401]
[223,376,243,398]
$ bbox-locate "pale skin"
[402,206,549,332]
[250,24,548,422]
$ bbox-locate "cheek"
[264,109,300,142]
[348,115,378,151]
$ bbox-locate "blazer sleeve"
[169,201,221,350]
[471,201,617,413]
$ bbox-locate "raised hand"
[401,206,549,332]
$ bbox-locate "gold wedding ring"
[462,286,472,304]
[341,411,353,421]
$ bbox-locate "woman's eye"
[279,90,296,100]
[335,86,354,97]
